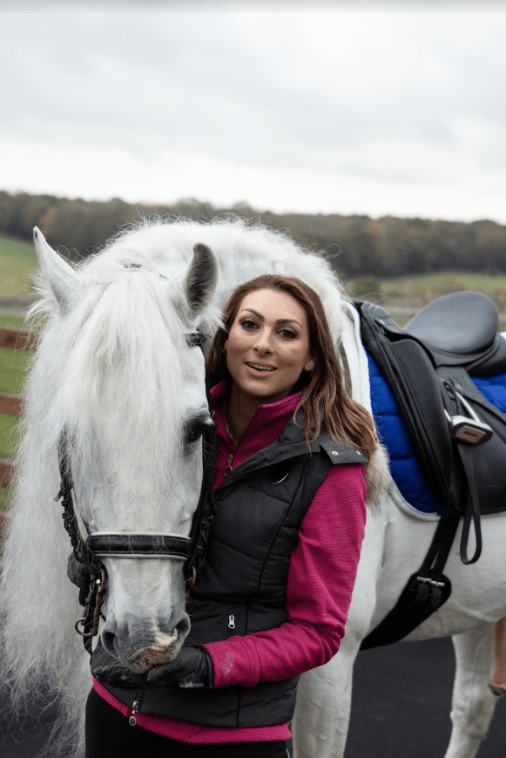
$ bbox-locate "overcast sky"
[1,2,505,223]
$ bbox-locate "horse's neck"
[339,301,373,414]
[339,302,392,505]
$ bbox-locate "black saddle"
[406,290,496,352]
[358,292,506,649]
[358,292,506,561]
[405,291,506,373]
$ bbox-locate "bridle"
[55,330,216,654]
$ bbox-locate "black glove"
[147,646,213,690]
[91,644,152,689]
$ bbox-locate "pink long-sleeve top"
[94,382,367,743]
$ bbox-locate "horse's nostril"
[175,615,191,638]
[101,630,116,655]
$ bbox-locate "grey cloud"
[1,8,505,182]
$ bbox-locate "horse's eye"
[184,418,207,446]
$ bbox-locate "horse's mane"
[0,218,379,757]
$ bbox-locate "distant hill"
[1,189,505,279]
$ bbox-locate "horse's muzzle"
[101,612,190,672]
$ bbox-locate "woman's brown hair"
[207,275,377,464]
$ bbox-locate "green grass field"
[0,235,39,509]
[0,235,37,505]
[0,236,37,296]
[380,271,506,302]
[0,346,30,510]
[0,312,31,508]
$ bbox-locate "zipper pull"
[228,614,236,630]
[224,453,234,478]
[129,699,139,726]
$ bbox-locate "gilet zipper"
[129,690,143,726]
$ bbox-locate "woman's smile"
[245,361,276,373]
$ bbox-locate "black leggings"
[85,689,290,758]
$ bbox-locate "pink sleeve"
[203,463,367,688]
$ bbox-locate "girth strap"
[361,514,460,649]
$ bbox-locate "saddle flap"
[359,301,461,512]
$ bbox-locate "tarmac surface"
[2,636,506,757]
[345,637,506,758]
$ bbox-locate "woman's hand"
[91,644,213,690]
[91,645,151,688]
[147,646,213,689]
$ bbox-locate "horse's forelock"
[60,271,194,457]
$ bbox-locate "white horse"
[0,219,504,758]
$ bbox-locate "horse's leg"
[445,625,498,758]
[489,618,506,696]
[292,635,360,758]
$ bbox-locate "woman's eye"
[240,318,258,331]
[278,329,298,340]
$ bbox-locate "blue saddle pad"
[366,348,506,516]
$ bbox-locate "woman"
[87,275,377,758]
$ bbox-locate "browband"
[88,533,192,560]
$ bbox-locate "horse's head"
[33,228,218,671]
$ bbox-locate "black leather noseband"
[87,534,192,560]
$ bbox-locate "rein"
[55,330,216,654]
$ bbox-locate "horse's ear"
[185,243,218,317]
[33,227,83,313]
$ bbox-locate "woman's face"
[224,288,315,404]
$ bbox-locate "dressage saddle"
[358,292,506,648]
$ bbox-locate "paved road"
[2,637,506,756]
[345,637,506,758]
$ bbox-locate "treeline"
[1,190,505,279]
